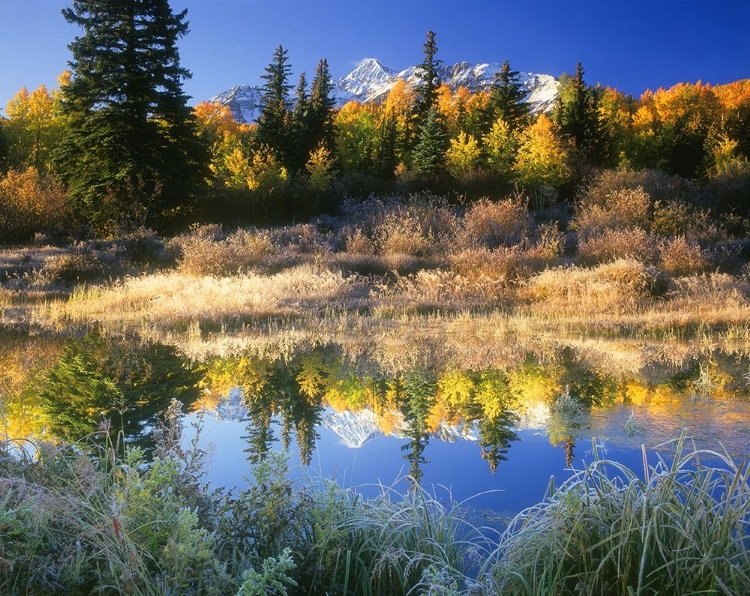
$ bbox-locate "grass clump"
[487,434,750,595]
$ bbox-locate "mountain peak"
[209,58,560,124]
[338,58,395,98]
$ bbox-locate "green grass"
[486,433,750,595]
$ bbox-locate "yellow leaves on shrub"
[515,114,572,189]
[247,150,287,192]
[305,143,336,192]
[0,168,72,242]
[445,132,481,177]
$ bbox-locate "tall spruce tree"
[57,0,208,231]
[412,106,449,179]
[289,72,310,171]
[415,31,442,122]
[555,62,606,164]
[308,58,336,152]
[489,60,530,131]
[255,44,293,166]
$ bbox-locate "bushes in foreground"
[2,404,749,595]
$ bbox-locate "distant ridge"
[208,58,560,124]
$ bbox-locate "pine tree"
[415,31,442,122]
[289,72,310,171]
[555,62,606,164]
[374,111,398,179]
[56,0,208,231]
[308,58,336,153]
[255,44,293,165]
[488,60,530,131]
[412,106,449,179]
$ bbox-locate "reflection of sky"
[183,391,750,518]
[183,411,641,516]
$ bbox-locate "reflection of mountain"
[204,392,522,449]
[322,409,383,448]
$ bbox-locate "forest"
[0,20,749,240]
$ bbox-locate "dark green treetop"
[489,60,530,131]
[255,44,293,165]
[308,58,336,153]
[555,62,607,164]
[412,106,449,180]
[57,0,208,232]
[415,30,442,121]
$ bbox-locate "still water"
[3,328,750,516]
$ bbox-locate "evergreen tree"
[412,106,449,179]
[555,62,606,164]
[308,58,336,153]
[289,72,310,171]
[415,31,442,121]
[255,44,293,165]
[488,60,530,131]
[374,111,398,179]
[56,0,208,231]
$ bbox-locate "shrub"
[460,196,532,249]
[659,236,709,275]
[373,197,457,259]
[574,186,651,240]
[0,168,74,244]
[175,227,279,276]
[578,168,697,208]
[449,247,527,284]
[526,221,566,264]
[578,227,658,265]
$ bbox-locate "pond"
[3,326,750,517]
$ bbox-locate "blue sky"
[1,0,748,111]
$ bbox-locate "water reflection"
[3,328,750,486]
[0,329,202,451]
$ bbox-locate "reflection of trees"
[208,340,750,476]
[41,332,202,448]
[477,411,519,473]
[399,373,436,486]
[239,346,328,465]
[0,329,66,439]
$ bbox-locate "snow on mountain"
[337,58,395,100]
[322,409,386,449]
[207,85,265,124]
[208,59,560,124]
[201,392,545,450]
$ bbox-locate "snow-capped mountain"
[336,58,560,114]
[208,85,265,124]
[207,58,560,124]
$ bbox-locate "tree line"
[1,1,749,238]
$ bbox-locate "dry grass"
[3,191,750,349]
[521,259,659,316]
[48,265,368,334]
[578,227,658,265]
